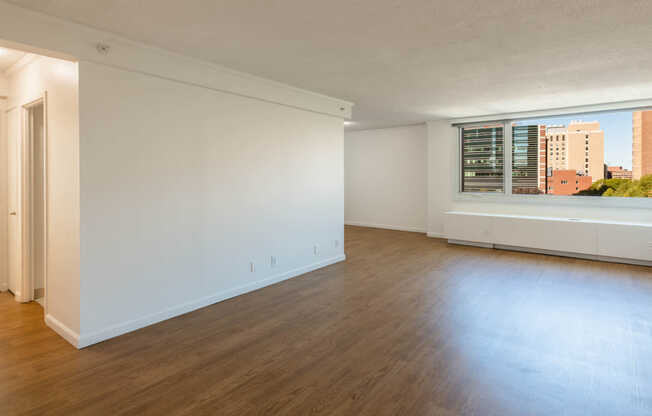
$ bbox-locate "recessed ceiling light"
[344,121,355,126]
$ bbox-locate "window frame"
[453,109,652,209]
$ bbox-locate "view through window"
[461,109,652,198]
[460,124,504,192]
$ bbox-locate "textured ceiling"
[7,0,652,130]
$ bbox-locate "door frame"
[15,92,48,310]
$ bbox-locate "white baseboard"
[345,221,426,233]
[427,232,447,239]
[77,254,346,349]
[45,314,80,348]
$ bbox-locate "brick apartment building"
[633,110,652,180]
[547,169,593,196]
[607,166,633,180]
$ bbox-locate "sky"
[515,110,633,170]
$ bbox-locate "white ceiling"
[7,0,652,130]
[0,46,25,72]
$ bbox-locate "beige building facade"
[632,110,652,180]
[546,121,604,182]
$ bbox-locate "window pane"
[512,125,544,194]
[512,110,652,198]
[461,125,504,192]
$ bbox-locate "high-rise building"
[546,121,604,181]
[538,125,547,192]
[461,125,504,192]
[512,124,544,194]
[632,110,652,180]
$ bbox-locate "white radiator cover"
[444,211,652,263]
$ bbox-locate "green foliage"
[574,174,652,197]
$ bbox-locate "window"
[461,125,504,192]
[458,108,652,198]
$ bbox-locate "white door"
[7,108,22,298]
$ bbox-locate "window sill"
[446,210,652,228]
[454,192,652,210]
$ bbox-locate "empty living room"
[1,1,652,415]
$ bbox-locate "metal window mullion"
[504,120,512,196]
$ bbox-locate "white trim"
[45,314,79,347]
[0,282,7,292]
[448,99,652,125]
[77,254,346,349]
[0,2,353,119]
[445,211,652,228]
[453,190,652,209]
[345,221,426,233]
[426,232,447,239]
[41,91,48,316]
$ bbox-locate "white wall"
[0,79,7,292]
[345,125,427,233]
[0,75,7,97]
[6,56,80,337]
[77,61,345,346]
[0,2,351,348]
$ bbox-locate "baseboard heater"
[448,239,652,267]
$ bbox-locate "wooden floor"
[2,226,652,415]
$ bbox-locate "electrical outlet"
[313,245,319,256]
[271,256,277,267]
[250,262,255,273]
[334,239,339,248]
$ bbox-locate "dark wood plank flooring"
[2,225,652,415]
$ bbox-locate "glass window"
[460,108,652,198]
[461,125,504,192]
[508,109,648,198]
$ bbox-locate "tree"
[574,174,652,197]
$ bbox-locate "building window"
[461,125,504,192]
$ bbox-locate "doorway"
[7,97,47,306]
